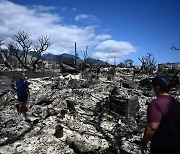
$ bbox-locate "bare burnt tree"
[118,62,125,68]
[5,42,15,69]
[11,31,32,70]
[0,39,11,69]
[82,46,90,63]
[0,39,7,65]
[79,45,92,71]
[138,52,156,75]
[31,36,51,72]
[123,59,134,67]
[11,31,51,72]
[171,45,180,51]
[171,38,180,51]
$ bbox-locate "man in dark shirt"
[16,72,29,117]
[141,75,180,154]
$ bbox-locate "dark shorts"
[18,94,28,104]
[18,98,28,104]
[150,146,180,154]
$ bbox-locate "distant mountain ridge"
[42,53,58,61]
[42,53,76,61]
[42,53,107,65]
[0,49,107,65]
[85,58,107,65]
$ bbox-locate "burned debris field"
[0,64,179,154]
[0,0,180,153]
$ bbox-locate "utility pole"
[114,57,116,66]
[74,42,77,66]
[8,44,14,70]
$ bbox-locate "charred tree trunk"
[0,50,10,68]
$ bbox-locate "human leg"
[18,99,28,117]
[16,103,22,115]
[22,103,28,117]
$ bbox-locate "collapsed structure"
[0,64,179,154]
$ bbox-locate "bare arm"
[27,88,30,95]
[142,122,160,144]
[141,122,160,154]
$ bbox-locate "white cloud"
[75,14,98,23]
[29,5,56,12]
[93,40,137,61]
[0,0,97,55]
[75,14,89,21]
[96,34,112,40]
[0,1,136,62]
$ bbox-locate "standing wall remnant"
[109,95,139,120]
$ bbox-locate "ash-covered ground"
[0,69,179,154]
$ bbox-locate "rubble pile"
[0,69,179,154]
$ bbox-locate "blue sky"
[0,0,179,65]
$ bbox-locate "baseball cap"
[151,75,170,89]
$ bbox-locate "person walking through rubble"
[96,64,103,77]
[141,75,180,154]
[96,64,101,75]
[16,72,30,118]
